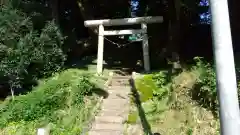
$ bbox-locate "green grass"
[0,69,103,135]
[126,68,220,135]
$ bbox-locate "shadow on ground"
[189,84,219,118]
[129,78,161,135]
[65,54,144,75]
[91,88,109,99]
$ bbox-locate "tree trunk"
[0,0,7,6]
[50,0,60,24]
[77,0,98,46]
[77,0,98,33]
[167,0,182,73]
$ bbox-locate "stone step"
[111,79,129,84]
[107,90,130,95]
[91,123,124,131]
[107,86,131,90]
[106,93,129,100]
[95,116,124,123]
[98,109,128,117]
[88,130,122,135]
[104,77,130,87]
[111,78,130,81]
[107,89,130,95]
[102,99,129,108]
[101,105,129,111]
[102,98,128,103]
[111,77,130,80]
[101,101,129,111]
[111,80,129,84]
[110,83,129,87]
[110,84,129,88]
[112,76,130,80]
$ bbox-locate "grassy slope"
[151,71,219,135]
[126,69,220,135]
[0,69,104,135]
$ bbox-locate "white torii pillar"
[97,25,104,74]
[141,23,150,72]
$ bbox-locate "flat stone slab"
[101,99,129,110]
[91,123,124,131]
[88,130,123,135]
[106,93,129,100]
[108,89,130,94]
[102,98,129,105]
[95,116,124,123]
[111,82,130,86]
[107,86,131,91]
[98,109,128,117]
[112,76,131,79]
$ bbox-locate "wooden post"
[97,25,104,74]
[141,23,150,72]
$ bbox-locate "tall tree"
[167,0,181,72]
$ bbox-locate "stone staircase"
[88,75,131,135]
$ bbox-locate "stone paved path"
[88,74,131,135]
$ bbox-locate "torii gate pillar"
[141,23,150,72]
[97,25,104,74]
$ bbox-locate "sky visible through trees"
[130,0,211,24]
[130,0,139,17]
[199,0,211,24]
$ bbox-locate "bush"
[192,57,240,112]
[127,71,172,124]
[134,71,170,102]
[0,69,95,129]
[192,57,218,110]
[0,7,66,93]
[152,71,170,99]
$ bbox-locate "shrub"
[192,57,240,113]
[128,72,172,124]
[134,71,170,102]
[152,71,170,99]
[0,7,66,94]
[191,57,218,111]
[0,69,95,128]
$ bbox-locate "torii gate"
[84,16,163,74]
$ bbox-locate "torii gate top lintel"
[84,16,163,27]
[84,16,163,74]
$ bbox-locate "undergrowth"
[126,57,223,135]
[192,57,240,115]
[191,57,218,114]
[0,69,101,135]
